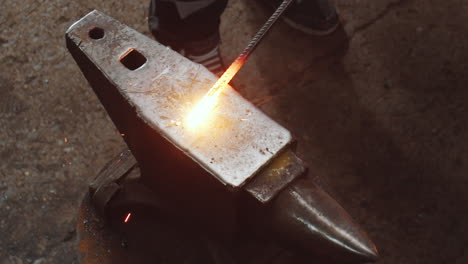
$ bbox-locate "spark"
[123,213,131,223]
[185,59,245,129]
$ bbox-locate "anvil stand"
[76,150,317,264]
[78,149,370,264]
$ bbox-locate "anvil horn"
[271,178,379,262]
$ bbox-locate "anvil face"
[66,11,291,187]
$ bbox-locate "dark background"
[1,0,467,263]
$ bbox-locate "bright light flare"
[185,58,245,129]
[185,93,220,129]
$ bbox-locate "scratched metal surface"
[66,11,292,187]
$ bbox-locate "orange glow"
[185,58,245,129]
[124,213,131,223]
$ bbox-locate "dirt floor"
[1,0,468,263]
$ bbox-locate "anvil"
[66,10,378,263]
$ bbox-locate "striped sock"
[183,46,225,77]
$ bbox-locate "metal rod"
[204,0,294,97]
[233,0,294,65]
[185,0,294,128]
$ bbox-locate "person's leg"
[148,0,340,75]
[148,0,228,75]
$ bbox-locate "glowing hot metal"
[185,0,294,128]
[185,58,245,129]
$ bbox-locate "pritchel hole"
[120,49,147,71]
[89,27,105,39]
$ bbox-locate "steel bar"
[187,0,294,128]
[233,0,294,62]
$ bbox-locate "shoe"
[262,0,340,35]
[148,0,226,76]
